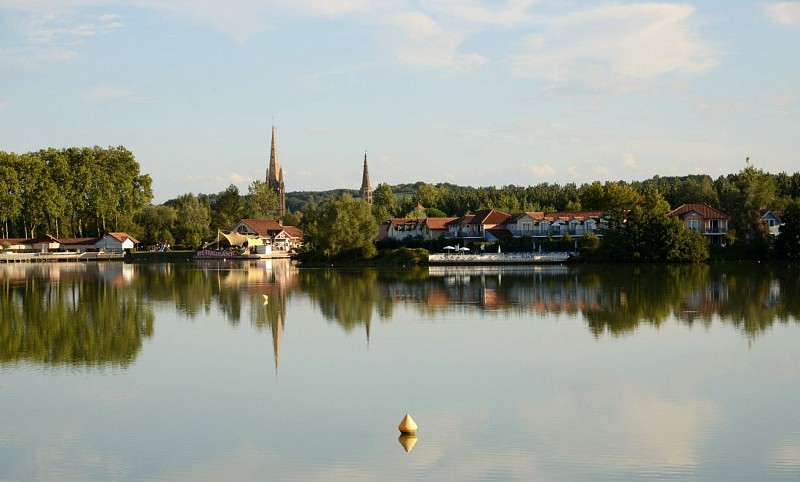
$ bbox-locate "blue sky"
[1,1,799,203]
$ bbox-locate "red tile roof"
[423,217,458,230]
[386,218,418,227]
[281,225,304,239]
[545,211,604,222]
[108,232,140,244]
[668,204,728,219]
[472,209,512,225]
[239,219,303,239]
[240,219,284,236]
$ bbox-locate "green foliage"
[172,193,211,248]
[425,207,447,217]
[281,210,302,227]
[718,159,777,243]
[371,182,399,222]
[776,201,800,260]
[579,231,600,254]
[136,204,177,246]
[212,184,244,231]
[596,191,709,263]
[245,180,279,219]
[372,247,429,265]
[303,194,379,260]
[0,146,152,238]
[413,183,441,209]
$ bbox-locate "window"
[688,219,701,232]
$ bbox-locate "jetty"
[0,251,124,263]
[428,252,572,265]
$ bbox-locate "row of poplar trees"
[0,147,152,239]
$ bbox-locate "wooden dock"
[428,252,572,265]
[0,252,124,263]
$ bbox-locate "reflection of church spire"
[269,290,286,374]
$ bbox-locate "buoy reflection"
[398,434,418,453]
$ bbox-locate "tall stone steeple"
[266,125,286,218]
[360,151,372,204]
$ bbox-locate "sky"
[1,1,799,203]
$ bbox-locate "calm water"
[1,260,799,481]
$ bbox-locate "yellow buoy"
[398,434,418,453]
[398,414,417,434]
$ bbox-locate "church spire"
[360,151,372,204]
[267,125,279,184]
[266,125,286,218]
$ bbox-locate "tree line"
[3,147,799,260]
[0,147,153,239]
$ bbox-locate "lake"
[1,260,799,481]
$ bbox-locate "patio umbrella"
[458,247,470,252]
[443,246,456,251]
[497,245,501,253]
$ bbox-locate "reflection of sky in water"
[1,263,799,481]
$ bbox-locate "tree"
[137,205,177,246]
[281,210,302,227]
[309,194,379,259]
[720,159,777,242]
[413,183,440,209]
[775,201,800,260]
[173,193,211,247]
[212,184,244,231]
[598,191,708,262]
[372,183,399,222]
[0,156,22,238]
[245,180,279,219]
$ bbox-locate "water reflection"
[2,261,798,370]
[0,263,153,367]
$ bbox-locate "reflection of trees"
[4,259,796,370]
[0,265,154,367]
[419,264,799,339]
[579,264,711,337]
[710,264,799,340]
[299,269,395,334]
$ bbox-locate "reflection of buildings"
[681,278,730,315]
[196,259,299,373]
[422,266,603,315]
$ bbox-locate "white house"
[94,232,140,252]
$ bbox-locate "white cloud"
[593,165,610,176]
[21,11,124,44]
[623,154,639,169]
[228,172,247,183]
[382,10,489,70]
[765,2,800,26]
[522,163,556,177]
[568,166,582,178]
[511,3,717,82]
[425,0,538,27]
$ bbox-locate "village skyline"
[2,1,799,203]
